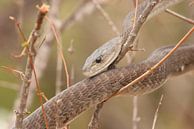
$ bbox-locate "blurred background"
[0,0,194,129]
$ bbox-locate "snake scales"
[20,44,194,129]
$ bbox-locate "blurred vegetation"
[0,0,194,129]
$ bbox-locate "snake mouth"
[82,64,107,77]
[82,66,91,77]
[83,71,93,77]
[82,69,100,77]
[82,66,94,77]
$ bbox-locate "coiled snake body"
[21,44,194,129]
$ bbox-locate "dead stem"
[151,94,164,129]
[92,0,120,35]
[165,9,194,25]
[14,4,49,129]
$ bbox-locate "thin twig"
[68,40,75,84]
[117,26,194,94]
[31,61,49,129]
[165,9,194,25]
[56,45,63,94]
[14,4,49,129]
[15,0,24,42]
[48,0,64,95]
[8,0,24,127]
[132,96,140,129]
[0,66,25,80]
[92,0,120,35]
[151,94,164,129]
[46,16,70,88]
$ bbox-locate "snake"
[82,0,184,77]
[13,0,190,128]
[18,44,194,129]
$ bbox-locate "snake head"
[82,37,122,77]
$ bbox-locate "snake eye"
[95,56,102,63]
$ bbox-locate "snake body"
[21,44,194,129]
[82,0,183,77]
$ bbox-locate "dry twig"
[151,94,164,129]
[132,96,140,129]
[68,40,75,84]
[92,0,120,35]
[46,17,70,90]
[165,9,194,24]
[14,4,49,129]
